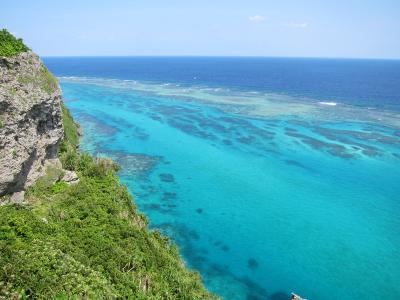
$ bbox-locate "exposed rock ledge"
[0,51,64,196]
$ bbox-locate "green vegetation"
[0,29,29,57]
[60,102,79,149]
[0,117,4,129]
[40,66,59,94]
[1,30,57,94]
[0,104,214,299]
[17,66,58,95]
[59,102,80,171]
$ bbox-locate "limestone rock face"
[62,170,79,185]
[0,51,64,195]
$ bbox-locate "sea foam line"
[318,101,337,106]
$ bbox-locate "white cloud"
[286,22,308,28]
[249,15,266,22]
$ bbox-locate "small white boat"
[291,292,307,300]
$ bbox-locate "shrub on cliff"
[0,30,214,298]
[0,29,29,57]
[0,104,215,299]
[0,151,214,299]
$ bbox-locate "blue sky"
[1,0,399,58]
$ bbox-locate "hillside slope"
[0,29,215,299]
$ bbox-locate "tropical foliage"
[0,105,215,299]
[0,29,29,57]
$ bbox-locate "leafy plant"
[0,29,29,57]
[0,103,216,299]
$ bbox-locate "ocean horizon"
[43,55,400,60]
[44,56,400,300]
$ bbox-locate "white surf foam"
[318,101,337,106]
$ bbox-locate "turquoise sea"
[45,57,400,300]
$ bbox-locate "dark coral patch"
[247,258,259,270]
[285,160,314,172]
[284,127,297,133]
[287,119,311,127]
[219,116,251,126]
[222,139,233,146]
[150,115,163,121]
[143,202,177,214]
[317,127,400,145]
[162,192,177,201]
[362,149,380,157]
[285,131,354,158]
[146,203,161,210]
[221,245,230,252]
[186,229,200,241]
[155,105,199,116]
[159,173,175,183]
[190,115,229,133]
[237,136,256,145]
[247,127,275,139]
[167,119,216,140]
[77,112,118,136]
[196,208,203,214]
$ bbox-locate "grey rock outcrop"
[10,191,25,204]
[62,170,79,185]
[0,51,64,196]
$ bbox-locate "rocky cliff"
[0,51,64,197]
[0,30,214,299]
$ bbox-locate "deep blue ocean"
[44,57,400,300]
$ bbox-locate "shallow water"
[58,76,400,300]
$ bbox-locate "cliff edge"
[0,30,214,299]
[0,50,63,196]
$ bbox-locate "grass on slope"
[60,102,79,148]
[17,66,59,95]
[0,104,215,299]
[0,29,29,57]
